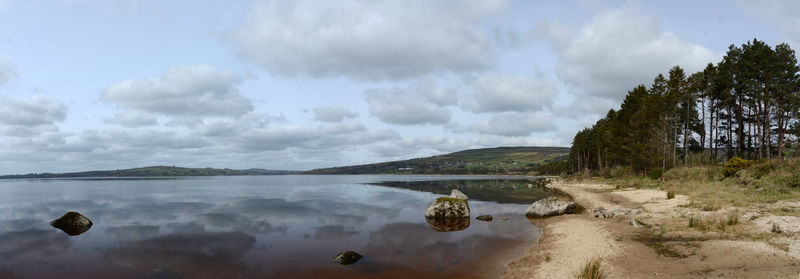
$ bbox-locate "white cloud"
[467,113,557,137]
[101,65,253,120]
[0,57,17,87]
[363,81,456,126]
[230,0,505,80]
[0,96,67,127]
[552,6,715,105]
[464,74,558,113]
[105,112,159,127]
[313,107,358,122]
[235,122,398,151]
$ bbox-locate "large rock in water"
[424,197,470,218]
[525,196,576,218]
[50,211,93,236]
[450,189,469,200]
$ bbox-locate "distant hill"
[0,166,297,179]
[305,146,570,175]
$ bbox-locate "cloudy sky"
[0,0,798,173]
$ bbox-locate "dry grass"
[575,257,605,279]
[636,158,800,211]
[685,211,740,233]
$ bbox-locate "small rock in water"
[50,211,93,236]
[332,251,363,265]
[476,215,493,222]
[631,209,643,215]
[527,183,534,189]
[502,217,510,221]
[630,218,642,228]
[449,189,469,200]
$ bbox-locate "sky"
[0,0,799,173]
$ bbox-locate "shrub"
[723,157,751,177]
[575,257,605,279]
[667,191,675,199]
[726,211,739,226]
[649,167,664,180]
[787,174,800,188]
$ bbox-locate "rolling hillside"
[306,146,570,175]
[0,166,296,179]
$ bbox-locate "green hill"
[0,166,297,179]
[305,146,570,175]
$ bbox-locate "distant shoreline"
[0,166,298,179]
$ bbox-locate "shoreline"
[503,180,800,278]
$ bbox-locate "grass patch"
[648,242,685,258]
[686,213,739,233]
[667,191,675,199]
[575,257,605,279]
[544,252,551,262]
[636,158,800,210]
[726,211,740,226]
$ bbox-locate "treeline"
[569,39,800,174]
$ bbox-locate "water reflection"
[0,175,541,278]
[104,232,255,279]
[105,225,160,240]
[425,217,470,232]
[369,179,561,204]
[0,229,71,260]
[315,225,360,240]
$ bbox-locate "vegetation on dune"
[561,38,800,215]
[587,157,800,213]
[568,39,799,175]
[306,146,570,175]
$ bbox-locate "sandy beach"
[504,180,800,279]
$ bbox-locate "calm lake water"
[0,175,552,279]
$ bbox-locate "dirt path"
[503,180,800,279]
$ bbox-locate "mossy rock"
[424,197,470,218]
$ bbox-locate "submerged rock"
[425,217,470,232]
[332,251,363,265]
[475,215,493,222]
[525,196,576,218]
[449,189,469,200]
[424,197,470,218]
[50,211,93,236]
